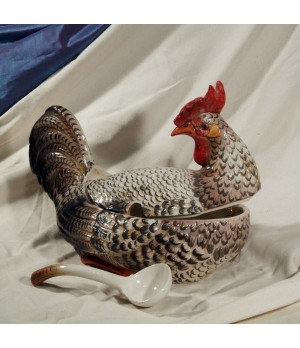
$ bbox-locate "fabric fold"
[0,24,110,116]
[1,24,300,323]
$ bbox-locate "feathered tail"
[29,106,93,210]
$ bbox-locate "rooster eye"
[201,124,209,131]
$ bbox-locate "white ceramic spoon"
[31,263,172,307]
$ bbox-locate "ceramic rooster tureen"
[29,81,260,283]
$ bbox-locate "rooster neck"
[199,118,241,171]
[193,119,261,210]
[207,129,237,170]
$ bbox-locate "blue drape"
[0,24,110,116]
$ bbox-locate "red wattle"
[194,137,211,166]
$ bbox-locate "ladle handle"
[31,264,126,290]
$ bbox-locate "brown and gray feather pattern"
[29,106,259,283]
[29,106,93,210]
[86,113,260,217]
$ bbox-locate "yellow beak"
[171,123,220,137]
[171,123,195,136]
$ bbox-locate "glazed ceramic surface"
[31,263,172,307]
[29,82,260,283]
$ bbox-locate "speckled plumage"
[86,113,260,217]
[86,167,203,217]
[29,83,261,283]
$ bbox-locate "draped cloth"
[0,24,110,115]
[1,25,300,323]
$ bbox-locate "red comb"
[174,81,226,126]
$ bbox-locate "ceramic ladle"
[31,263,172,307]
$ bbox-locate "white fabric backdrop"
[1,24,300,323]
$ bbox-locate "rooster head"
[171,81,225,166]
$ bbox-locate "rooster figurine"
[29,81,260,283]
